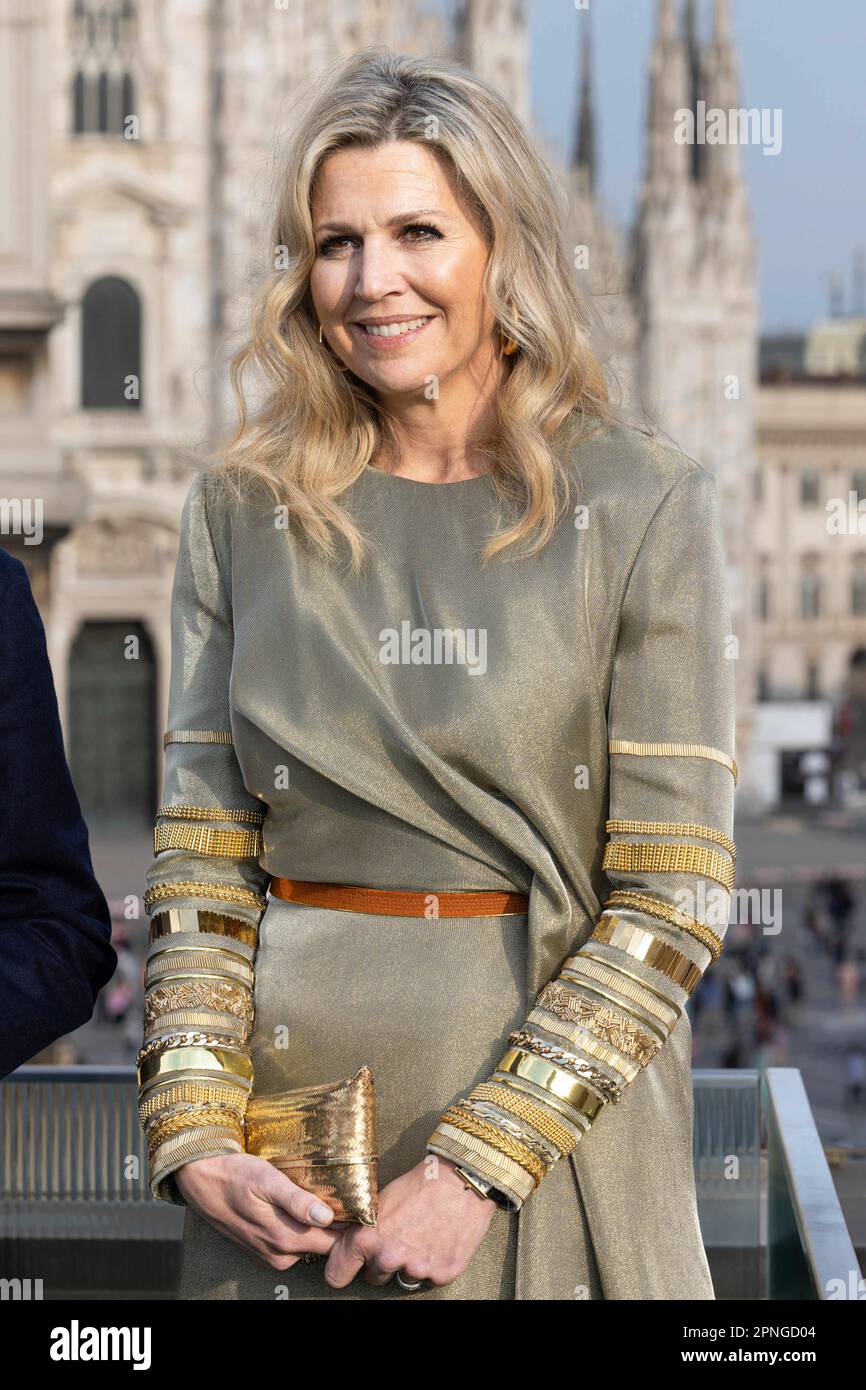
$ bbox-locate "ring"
[395,1271,425,1291]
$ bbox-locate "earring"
[498,303,520,357]
[317,319,350,372]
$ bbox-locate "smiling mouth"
[354,316,434,339]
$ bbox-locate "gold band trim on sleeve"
[427,1127,537,1205]
[138,1067,252,1102]
[608,739,737,784]
[602,840,736,892]
[163,730,234,749]
[147,1108,245,1153]
[468,1082,580,1156]
[144,979,253,1028]
[495,1050,605,1120]
[153,824,263,858]
[137,1046,254,1088]
[527,1009,643,1082]
[144,1009,248,1043]
[145,949,253,986]
[507,1032,623,1100]
[144,881,268,913]
[136,1031,248,1066]
[604,890,725,960]
[556,964,672,1039]
[138,1080,249,1124]
[590,916,702,993]
[448,1102,559,1166]
[149,1127,244,1183]
[437,1109,547,1184]
[606,820,736,861]
[157,804,265,826]
[536,979,662,1062]
[148,909,258,948]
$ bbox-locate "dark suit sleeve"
[0,551,116,1077]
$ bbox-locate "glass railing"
[0,1066,862,1298]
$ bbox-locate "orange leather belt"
[269,877,529,917]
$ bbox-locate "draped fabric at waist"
[259,808,533,896]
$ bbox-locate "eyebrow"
[314,208,449,234]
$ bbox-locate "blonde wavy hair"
[214,47,628,574]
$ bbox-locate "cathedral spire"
[644,0,692,191]
[683,0,703,180]
[573,15,596,193]
[714,0,732,40]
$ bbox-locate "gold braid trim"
[606,819,736,861]
[157,803,265,826]
[149,1126,243,1183]
[536,980,661,1063]
[438,1107,547,1184]
[455,1099,560,1163]
[136,1031,247,1066]
[602,840,735,892]
[144,881,267,913]
[561,954,680,1028]
[603,890,725,960]
[468,1082,579,1155]
[608,739,737,784]
[163,730,233,748]
[528,1008,643,1081]
[144,1009,248,1042]
[153,824,263,858]
[147,1107,244,1153]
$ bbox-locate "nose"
[352,233,404,305]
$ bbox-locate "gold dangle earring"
[498,302,520,358]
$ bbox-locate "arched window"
[81,276,142,409]
[70,1,137,136]
[800,466,820,507]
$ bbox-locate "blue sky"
[529,0,866,333]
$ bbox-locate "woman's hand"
[323,1155,499,1290]
[175,1152,343,1270]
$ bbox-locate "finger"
[323,1232,372,1290]
[255,1171,337,1230]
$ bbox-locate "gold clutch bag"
[244,1065,378,1225]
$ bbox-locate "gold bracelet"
[605,820,736,861]
[145,951,253,986]
[591,916,702,993]
[508,1032,623,1100]
[536,980,661,1062]
[602,840,735,893]
[144,980,252,1027]
[147,1107,245,1153]
[608,739,737,783]
[603,890,725,960]
[138,1080,250,1124]
[561,953,680,1029]
[138,1066,252,1102]
[438,1107,548,1184]
[527,1008,644,1082]
[136,1031,246,1066]
[137,1046,254,1089]
[455,1099,561,1164]
[153,823,263,858]
[149,1127,243,1182]
[144,881,267,913]
[468,1081,580,1156]
[144,1009,250,1043]
[495,1049,605,1120]
[427,1126,537,1204]
[149,909,259,948]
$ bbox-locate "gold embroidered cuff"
[454,1098,561,1164]
[561,954,680,1029]
[603,890,725,960]
[144,881,267,913]
[148,909,259,948]
[157,803,265,826]
[602,840,735,892]
[437,1107,548,1183]
[467,1081,581,1156]
[590,915,702,993]
[605,820,736,861]
[138,1079,250,1125]
[494,1048,606,1120]
[149,1125,244,1202]
[146,1107,245,1154]
[426,1126,537,1206]
[144,979,252,1027]
[527,1008,644,1082]
[536,979,662,1061]
[153,823,263,858]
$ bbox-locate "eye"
[316,222,444,257]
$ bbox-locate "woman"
[139,49,736,1300]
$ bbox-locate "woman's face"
[309,140,498,400]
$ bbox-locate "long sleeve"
[0,553,116,1077]
[139,473,271,1204]
[426,464,736,1208]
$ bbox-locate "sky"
[529,0,866,334]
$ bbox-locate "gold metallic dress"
[140,421,736,1300]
